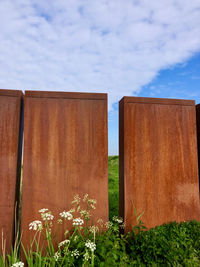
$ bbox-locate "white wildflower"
[41,212,54,221]
[97,219,103,224]
[71,249,79,258]
[29,220,43,231]
[11,262,24,267]
[120,222,125,229]
[69,208,75,213]
[105,221,113,229]
[112,216,123,224]
[72,195,81,204]
[83,251,91,261]
[64,229,69,236]
[85,240,96,252]
[83,194,89,202]
[39,208,49,213]
[73,217,84,226]
[54,251,60,261]
[80,209,90,219]
[59,211,73,220]
[58,239,70,248]
[88,199,96,205]
[89,225,99,234]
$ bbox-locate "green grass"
[108,155,119,220]
[2,158,200,266]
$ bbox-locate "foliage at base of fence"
[1,194,200,266]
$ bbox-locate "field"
[2,156,200,266]
[108,155,119,220]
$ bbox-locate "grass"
[3,156,200,267]
[108,156,119,220]
[2,157,200,266]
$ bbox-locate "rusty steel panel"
[21,91,108,249]
[197,104,200,185]
[0,89,23,253]
[119,96,200,232]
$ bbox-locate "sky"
[0,0,200,155]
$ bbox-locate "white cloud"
[0,0,200,110]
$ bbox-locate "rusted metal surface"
[0,89,23,253]
[21,91,108,249]
[196,104,200,189]
[119,96,200,232]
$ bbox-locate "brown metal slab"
[196,104,200,188]
[0,89,23,253]
[119,97,200,232]
[21,91,108,249]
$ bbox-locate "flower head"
[41,212,54,221]
[71,249,79,258]
[73,217,84,226]
[80,209,90,220]
[39,208,49,213]
[83,194,89,202]
[60,211,73,220]
[112,216,123,224]
[83,251,91,261]
[89,225,99,234]
[85,240,96,252]
[11,262,24,267]
[58,239,70,248]
[71,195,81,205]
[105,221,113,229]
[54,251,60,261]
[29,220,43,231]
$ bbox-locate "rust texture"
[119,96,200,232]
[21,91,108,249]
[0,89,23,253]
[197,104,200,188]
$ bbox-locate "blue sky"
[0,0,200,155]
[109,53,200,155]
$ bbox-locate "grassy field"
[3,156,200,266]
[108,155,119,219]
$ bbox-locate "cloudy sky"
[0,0,200,154]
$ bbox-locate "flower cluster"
[88,199,96,205]
[39,208,49,213]
[83,251,91,261]
[83,193,89,202]
[58,239,70,248]
[85,240,96,252]
[112,216,123,224]
[71,249,79,258]
[29,220,43,231]
[105,221,113,229]
[39,208,54,221]
[54,251,60,261]
[41,212,54,221]
[97,219,104,227]
[89,225,99,234]
[73,217,84,226]
[80,209,90,220]
[11,262,24,267]
[87,198,96,210]
[71,195,81,205]
[60,211,73,220]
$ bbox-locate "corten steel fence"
[119,97,200,232]
[21,91,108,249]
[1,88,200,253]
[0,89,23,254]
[196,104,200,187]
